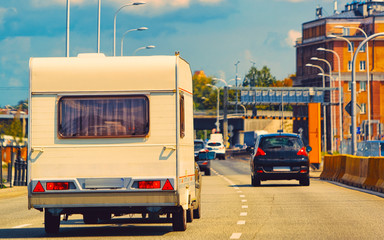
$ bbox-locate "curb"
[0,186,28,200]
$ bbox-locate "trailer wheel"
[172,207,187,231]
[186,208,193,223]
[193,199,201,219]
[83,213,99,224]
[44,209,60,234]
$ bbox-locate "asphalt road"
[1,157,384,239]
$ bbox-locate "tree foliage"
[243,66,276,87]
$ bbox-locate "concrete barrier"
[375,159,384,193]
[341,156,368,188]
[363,157,381,191]
[321,155,384,192]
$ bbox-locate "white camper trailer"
[28,53,200,233]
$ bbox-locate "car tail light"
[162,179,174,191]
[297,147,308,157]
[256,170,264,173]
[138,181,161,189]
[33,181,45,193]
[300,169,308,173]
[255,148,266,156]
[202,161,208,165]
[46,182,70,190]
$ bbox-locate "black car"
[250,133,312,186]
[196,150,215,176]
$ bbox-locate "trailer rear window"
[58,95,149,138]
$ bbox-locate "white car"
[206,141,226,160]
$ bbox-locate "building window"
[360,81,367,91]
[348,61,352,71]
[348,82,352,91]
[360,43,366,52]
[360,61,366,71]
[180,92,185,138]
[348,42,354,52]
[58,95,149,138]
[343,27,350,36]
[360,103,366,114]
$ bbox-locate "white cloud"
[30,0,224,15]
[285,29,301,46]
[8,77,22,87]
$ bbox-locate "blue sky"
[0,0,350,106]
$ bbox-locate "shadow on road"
[230,183,302,188]
[0,224,173,238]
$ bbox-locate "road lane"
[1,157,384,239]
[211,158,384,240]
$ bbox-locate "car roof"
[259,133,300,138]
[194,139,204,143]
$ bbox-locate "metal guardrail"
[1,146,28,188]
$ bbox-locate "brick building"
[294,0,384,151]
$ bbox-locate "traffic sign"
[345,101,361,116]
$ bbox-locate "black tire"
[186,208,193,223]
[193,199,201,219]
[300,177,310,186]
[99,213,112,221]
[205,169,211,176]
[251,175,261,187]
[83,213,99,224]
[44,209,60,234]
[172,207,187,231]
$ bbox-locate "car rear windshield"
[207,142,221,147]
[194,142,205,151]
[58,95,149,138]
[259,136,303,151]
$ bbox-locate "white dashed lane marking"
[230,233,242,239]
[12,224,31,229]
[240,212,247,216]
[237,220,246,225]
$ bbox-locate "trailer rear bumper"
[29,191,178,209]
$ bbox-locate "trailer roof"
[30,54,190,94]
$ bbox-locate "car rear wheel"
[205,169,211,176]
[251,175,261,186]
[300,177,310,186]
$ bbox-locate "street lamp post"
[121,27,148,56]
[351,32,384,155]
[311,57,334,153]
[66,0,70,57]
[317,47,343,151]
[235,61,240,112]
[335,25,371,140]
[207,84,220,132]
[133,45,155,55]
[113,2,146,56]
[306,63,327,153]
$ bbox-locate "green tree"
[243,66,276,87]
[193,72,215,110]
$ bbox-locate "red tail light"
[46,182,70,190]
[202,161,208,165]
[255,148,266,156]
[138,181,161,189]
[300,169,308,173]
[297,147,308,157]
[257,170,264,173]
